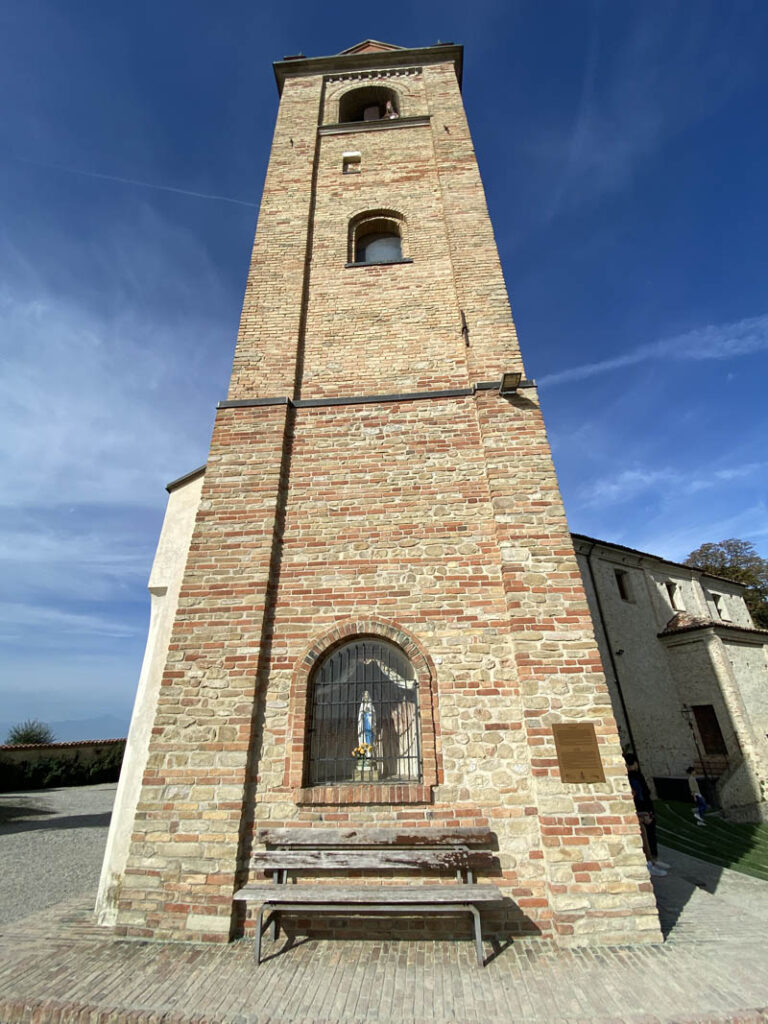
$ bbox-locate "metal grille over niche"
[307,638,422,785]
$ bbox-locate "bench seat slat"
[234,883,502,904]
[255,827,495,849]
[251,849,497,871]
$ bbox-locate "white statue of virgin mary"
[357,690,376,747]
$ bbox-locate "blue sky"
[2,1,767,738]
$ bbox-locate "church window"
[338,85,400,124]
[356,226,402,263]
[348,211,406,265]
[712,593,731,621]
[614,568,632,602]
[665,582,684,610]
[306,638,422,787]
[342,152,361,174]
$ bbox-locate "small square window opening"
[614,568,632,602]
[712,594,731,621]
[342,153,361,174]
[665,582,685,610]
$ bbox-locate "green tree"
[6,719,55,745]
[684,538,768,629]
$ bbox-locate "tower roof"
[273,41,463,95]
[338,40,404,55]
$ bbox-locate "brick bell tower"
[102,40,661,947]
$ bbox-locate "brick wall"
[114,44,661,947]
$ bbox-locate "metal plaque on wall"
[552,723,606,784]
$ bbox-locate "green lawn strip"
[655,800,768,881]
[655,827,768,880]
[702,824,768,855]
[663,815,768,857]
[655,822,768,871]
[658,801,768,848]
[659,809,768,856]
[663,848,768,881]
[657,804,768,863]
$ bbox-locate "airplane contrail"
[17,156,260,208]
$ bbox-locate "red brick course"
[114,43,661,947]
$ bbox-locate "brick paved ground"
[1,844,767,1023]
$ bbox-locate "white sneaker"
[696,820,706,827]
[654,859,671,869]
[647,862,668,876]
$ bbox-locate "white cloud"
[0,664,139,724]
[538,6,753,216]
[0,202,237,512]
[0,601,136,641]
[17,157,260,209]
[0,286,212,508]
[580,468,677,506]
[0,201,236,721]
[0,513,155,606]
[578,460,767,509]
[633,502,768,563]
[0,522,147,571]
[688,462,768,493]
[539,313,768,388]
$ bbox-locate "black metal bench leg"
[272,911,279,941]
[469,905,484,967]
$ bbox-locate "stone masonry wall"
[115,48,660,946]
[115,404,290,940]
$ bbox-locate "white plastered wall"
[709,636,768,822]
[95,471,204,924]
[574,537,768,820]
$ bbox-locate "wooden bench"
[234,826,502,966]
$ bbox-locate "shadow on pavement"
[0,802,56,826]
[651,844,723,938]
[0,811,112,834]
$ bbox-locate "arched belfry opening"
[338,85,400,123]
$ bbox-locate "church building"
[574,535,768,823]
[97,40,661,948]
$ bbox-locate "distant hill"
[0,714,129,744]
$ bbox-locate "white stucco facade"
[95,468,205,924]
[574,534,768,822]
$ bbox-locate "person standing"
[687,767,708,825]
[624,753,670,876]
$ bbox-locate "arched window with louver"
[348,211,406,265]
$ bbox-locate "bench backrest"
[251,849,499,871]
[252,827,498,874]
[255,826,496,849]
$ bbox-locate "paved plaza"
[1,785,768,1022]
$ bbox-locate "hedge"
[0,743,125,792]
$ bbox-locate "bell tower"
[102,40,661,947]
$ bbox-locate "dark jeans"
[645,816,658,859]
